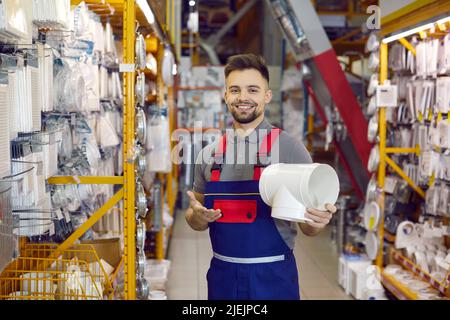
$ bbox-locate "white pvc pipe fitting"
[259,163,340,223]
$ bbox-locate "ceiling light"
[136,0,155,25]
[382,15,450,43]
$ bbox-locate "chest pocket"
[213,199,257,223]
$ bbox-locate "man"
[185,54,337,300]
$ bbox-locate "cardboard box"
[81,237,122,269]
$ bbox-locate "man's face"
[224,69,272,124]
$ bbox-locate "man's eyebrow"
[228,85,261,89]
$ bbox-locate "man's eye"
[230,90,238,94]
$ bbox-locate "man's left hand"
[305,204,337,230]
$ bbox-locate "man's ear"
[265,89,273,104]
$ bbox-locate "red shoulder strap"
[210,134,227,182]
[253,128,282,180]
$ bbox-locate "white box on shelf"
[376,82,398,107]
[338,255,372,298]
[348,262,377,300]
[144,259,171,291]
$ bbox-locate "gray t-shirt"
[193,118,313,249]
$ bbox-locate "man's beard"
[229,102,262,124]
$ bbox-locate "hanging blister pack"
[430,151,441,178]
[428,120,440,148]
[440,153,450,181]
[425,186,439,215]
[416,41,427,77]
[406,82,416,121]
[427,39,439,77]
[438,121,450,149]
[443,35,450,73]
[399,127,412,148]
[404,163,419,186]
[392,75,408,101]
[389,43,406,71]
[437,35,450,74]
[437,184,449,216]
[407,37,417,74]
[419,151,433,182]
[436,77,450,113]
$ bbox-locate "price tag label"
[369,216,375,230]
[428,172,436,187]
[418,111,424,122]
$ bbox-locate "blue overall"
[203,128,300,300]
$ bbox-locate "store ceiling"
[185,0,376,63]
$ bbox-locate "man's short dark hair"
[224,54,270,85]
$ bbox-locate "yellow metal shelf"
[47,176,123,185]
[380,0,450,36]
[70,0,153,33]
[390,249,450,297]
[4,0,180,300]
[376,9,450,298]
[381,272,418,300]
[376,9,450,270]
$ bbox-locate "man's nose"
[237,91,250,101]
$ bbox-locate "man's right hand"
[187,191,222,224]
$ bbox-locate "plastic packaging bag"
[98,114,120,148]
[146,110,171,173]
[54,62,86,112]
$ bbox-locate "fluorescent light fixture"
[382,15,449,43]
[189,1,196,7]
[382,23,433,43]
[137,0,155,25]
[436,16,450,25]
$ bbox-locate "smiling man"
[185,54,337,300]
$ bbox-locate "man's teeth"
[236,105,254,110]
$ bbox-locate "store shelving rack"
[376,1,450,299]
[41,0,179,300]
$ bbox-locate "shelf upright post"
[123,0,137,300]
[376,42,388,269]
[155,40,166,261]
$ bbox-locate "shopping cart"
[0,243,115,300]
[0,179,15,274]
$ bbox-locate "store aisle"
[166,211,351,300]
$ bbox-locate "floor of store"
[166,210,352,300]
